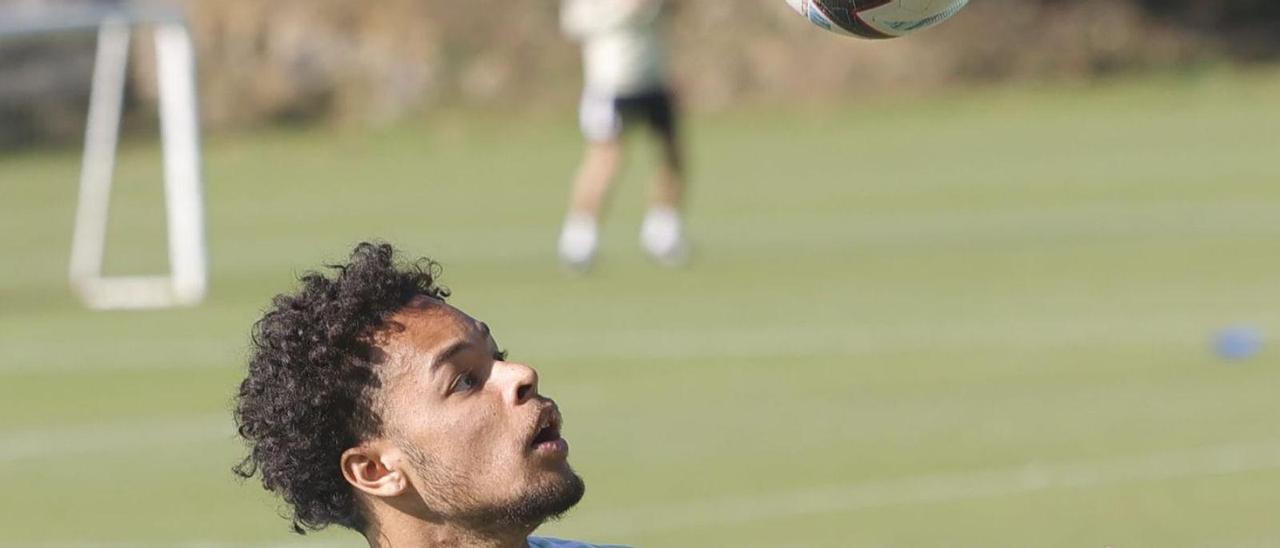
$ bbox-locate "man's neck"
[365,513,535,548]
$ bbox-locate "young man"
[234,242,612,548]
[559,0,688,271]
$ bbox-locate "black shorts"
[578,88,678,142]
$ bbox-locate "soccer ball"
[786,0,968,39]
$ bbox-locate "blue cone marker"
[1214,327,1264,361]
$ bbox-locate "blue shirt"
[528,537,628,548]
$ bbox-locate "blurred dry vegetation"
[2,0,1279,148]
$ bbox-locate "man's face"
[373,297,584,527]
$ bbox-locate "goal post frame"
[3,3,209,310]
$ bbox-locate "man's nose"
[492,360,539,405]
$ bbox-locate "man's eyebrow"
[428,339,473,373]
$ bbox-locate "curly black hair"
[233,242,449,534]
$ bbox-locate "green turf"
[2,69,1279,547]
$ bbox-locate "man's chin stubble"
[471,471,586,529]
[404,443,586,530]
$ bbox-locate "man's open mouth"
[529,406,566,454]
[531,413,561,445]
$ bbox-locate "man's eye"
[494,349,508,361]
[452,373,478,393]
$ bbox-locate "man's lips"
[528,404,568,455]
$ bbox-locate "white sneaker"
[640,206,689,268]
[558,213,599,273]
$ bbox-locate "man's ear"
[341,444,408,499]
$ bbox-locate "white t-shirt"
[528,536,628,548]
[560,0,669,97]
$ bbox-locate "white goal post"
[1,2,208,309]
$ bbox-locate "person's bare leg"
[640,131,689,266]
[650,132,685,211]
[569,140,623,217]
[559,140,622,271]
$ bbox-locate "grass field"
[2,69,1279,547]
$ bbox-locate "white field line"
[0,340,242,374]
[105,198,1277,282]
[267,198,1280,263]
[564,440,1280,538]
[0,414,231,463]
[513,314,1277,363]
[0,340,241,375]
[8,440,1280,545]
[2,199,1278,375]
[7,312,1278,375]
[704,199,1280,253]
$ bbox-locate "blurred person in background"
[558,0,688,272]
